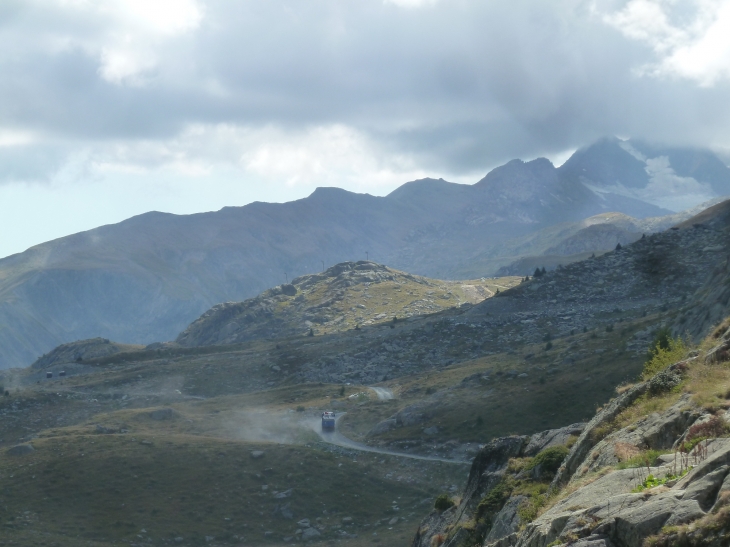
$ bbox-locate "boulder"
[147,408,176,421]
[485,495,526,543]
[663,499,705,527]
[524,423,585,457]
[6,443,34,456]
[301,527,320,541]
[681,465,729,510]
[368,419,396,436]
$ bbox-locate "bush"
[476,478,513,518]
[545,341,553,351]
[686,416,730,443]
[434,494,455,511]
[643,330,687,379]
[527,446,569,477]
[296,406,305,412]
[616,449,663,470]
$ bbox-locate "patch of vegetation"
[434,493,455,511]
[643,328,687,379]
[476,478,513,519]
[526,446,569,478]
[616,449,665,470]
[632,468,689,493]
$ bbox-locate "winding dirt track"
[308,413,469,465]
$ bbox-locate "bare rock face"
[524,423,586,457]
[579,394,701,477]
[412,350,730,547]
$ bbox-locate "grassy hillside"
[175,262,521,347]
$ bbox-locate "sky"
[1,0,730,258]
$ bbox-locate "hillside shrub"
[434,494,455,511]
[476,478,513,519]
[616,449,663,470]
[642,330,687,379]
[685,416,730,445]
[527,446,569,477]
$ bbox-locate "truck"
[321,411,336,431]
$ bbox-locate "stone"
[297,519,311,528]
[301,527,321,541]
[368,419,396,436]
[681,465,729,510]
[250,450,265,459]
[274,488,293,499]
[485,495,526,543]
[147,408,175,421]
[524,423,585,456]
[664,499,705,527]
[569,535,615,547]
[611,493,679,547]
[6,444,34,456]
[388,517,399,525]
[342,517,353,524]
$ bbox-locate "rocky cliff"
[412,318,730,547]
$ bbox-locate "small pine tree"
[533,267,542,278]
[541,267,546,275]
[615,242,622,251]
[308,328,314,337]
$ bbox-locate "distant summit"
[560,137,730,211]
[0,137,728,369]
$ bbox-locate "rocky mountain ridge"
[3,137,726,369]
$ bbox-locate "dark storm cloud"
[0,0,729,183]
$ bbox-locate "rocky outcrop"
[412,350,730,547]
[174,262,460,347]
[411,424,585,547]
[29,337,142,369]
[514,440,730,547]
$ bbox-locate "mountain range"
[1,137,729,369]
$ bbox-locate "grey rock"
[368,419,396,436]
[524,423,585,457]
[485,495,526,543]
[301,527,321,541]
[147,408,175,421]
[6,443,34,456]
[250,450,265,459]
[664,499,705,527]
[274,489,293,499]
[570,535,615,547]
[274,502,294,520]
[611,493,679,547]
[681,465,729,510]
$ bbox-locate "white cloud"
[604,0,730,86]
[643,155,715,210]
[383,0,440,8]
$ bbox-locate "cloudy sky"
[1,0,730,258]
